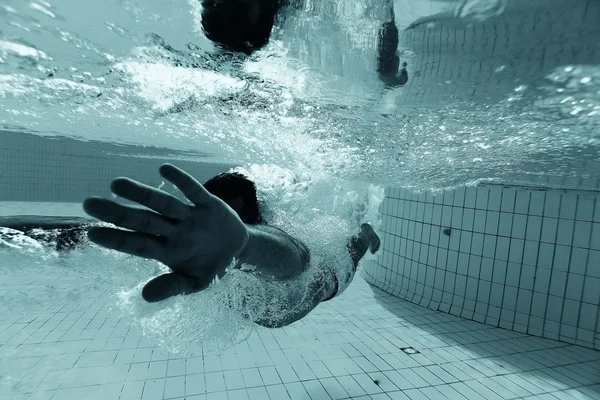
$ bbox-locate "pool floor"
[1,273,599,400]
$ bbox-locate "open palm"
[83,164,248,302]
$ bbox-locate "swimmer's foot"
[360,223,380,254]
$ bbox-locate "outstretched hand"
[83,164,249,302]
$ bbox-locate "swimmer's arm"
[237,225,310,281]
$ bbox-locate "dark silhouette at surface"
[376,8,409,87]
[201,0,281,55]
[200,0,407,86]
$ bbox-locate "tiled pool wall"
[363,181,600,351]
[0,131,234,203]
[398,0,600,106]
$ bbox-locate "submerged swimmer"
[80,164,381,328]
[197,0,408,87]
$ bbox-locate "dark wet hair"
[204,172,263,224]
[200,0,280,55]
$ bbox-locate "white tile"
[576,195,595,221]
[505,262,520,287]
[573,221,592,248]
[485,212,500,234]
[578,304,598,332]
[223,370,245,390]
[537,243,555,269]
[335,375,366,398]
[540,217,558,243]
[546,295,565,323]
[549,270,568,297]
[432,204,443,225]
[480,258,493,282]
[464,380,504,400]
[147,362,167,380]
[553,245,571,272]
[451,208,464,230]
[467,254,482,277]
[302,380,331,400]
[565,273,585,302]
[544,192,561,218]
[284,382,308,400]
[320,377,350,399]
[473,210,487,233]
[569,247,588,275]
[228,388,249,400]
[475,188,490,209]
[247,386,269,400]
[142,378,165,400]
[275,365,299,384]
[441,205,453,227]
[556,219,575,246]
[464,187,477,208]
[423,203,434,224]
[167,359,186,377]
[512,214,527,239]
[501,189,516,213]
[164,376,185,399]
[185,374,206,396]
[259,367,282,385]
[203,356,222,373]
[205,372,226,393]
[589,250,600,278]
[526,216,542,241]
[529,191,545,216]
[496,237,510,261]
[498,212,513,237]
[482,235,497,259]
[561,299,580,327]
[509,239,524,263]
[448,382,486,400]
[459,232,472,254]
[560,195,577,220]
[531,292,549,318]
[266,384,291,400]
[591,224,600,250]
[516,290,533,315]
[522,241,539,267]
[453,187,465,207]
[582,276,600,305]
[488,188,502,211]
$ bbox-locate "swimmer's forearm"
[237,225,308,280]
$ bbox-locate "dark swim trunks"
[321,265,339,302]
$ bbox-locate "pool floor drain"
[401,347,420,355]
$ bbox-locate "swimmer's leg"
[376,5,408,87]
[0,216,93,252]
[347,223,381,268]
[377,5,399,80]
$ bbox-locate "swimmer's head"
[200,0,280,55]
[204,172,263,225]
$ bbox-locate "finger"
[159,164,213,206]
[142,273,208,302]
[110,177,190,221]
[87,226,166,261]
[84,197,176,237]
